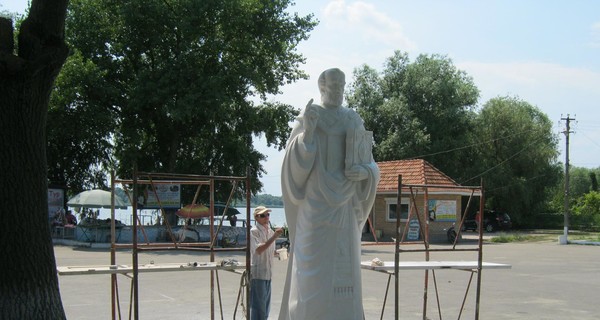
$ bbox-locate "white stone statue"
[279,68,380,319]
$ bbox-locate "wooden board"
[361,260,511,272]
[57,262,245,276]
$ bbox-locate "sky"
[4,0,600,196]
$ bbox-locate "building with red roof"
[368,159,481,243]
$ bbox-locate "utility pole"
[559,114,575,245]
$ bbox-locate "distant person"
[250,206,283,320]
[280,68,380,319]
[65,210,77,225]
[228,214,238,227]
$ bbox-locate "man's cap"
[254,206,271,217]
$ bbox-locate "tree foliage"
[590,171,598,192]
[572,191,600,229]
[470,96,561,225]
[567,167,599,199]
[347,52,562,225]
[47,50,115,192]
[347,51,480,180]
[251,193,283,207]
[547,166,600,219]
[50,0,316,199]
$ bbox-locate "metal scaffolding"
[361,175,511,320]
[105,168,253,320]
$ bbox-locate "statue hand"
[303,99,318,143]
[345,165,368,181]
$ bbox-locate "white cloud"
[322,0,417,51]
[458,61,600,102]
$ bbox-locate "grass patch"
[490,230,600,243]
[490,233,543,243]
[569,233,600,242]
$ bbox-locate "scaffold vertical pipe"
[210,175,215,319]
[395,174,402,320]
[110,171,117,320]
[132,166,139,320]
[246,166,252,320]
[423,183,430,320]
[475,178,485,320]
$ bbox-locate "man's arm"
[255,228,284,255]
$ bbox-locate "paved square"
[55,240,600,319]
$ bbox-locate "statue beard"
[323,94,344,108]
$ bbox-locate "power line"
[460,136,546,185]
[405,128,546,161]
[484,172,554,193]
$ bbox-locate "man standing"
[279,68,380,319]
[250,206,283,320]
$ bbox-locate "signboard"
[406,219,420,241]
[141,184,181,209]
[48,188,65,222]
[428,199,457,222]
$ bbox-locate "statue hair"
[318,68,345,93]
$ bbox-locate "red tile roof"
[376,159,460,193]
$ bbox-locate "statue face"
[322,72,345,107]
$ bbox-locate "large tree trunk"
[0,1,69,319]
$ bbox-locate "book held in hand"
[345,127,374,170]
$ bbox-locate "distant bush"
[521,212,563,229]
[250,194,283,207]
[572,191,600,231]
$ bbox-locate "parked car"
[276,237,290,249]
[462,210,512,232]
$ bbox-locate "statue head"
[318,68,345,108]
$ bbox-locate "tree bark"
[0,1,69,319]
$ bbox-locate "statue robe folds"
[279,105,380,320]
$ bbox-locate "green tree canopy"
[548,166,600,215]
[566,167,598,200]
[50,0,316,198]
[347,51,561,225]
[251,193,283,207]
[572,191,600,229]
[48,50,115,192]
[347,51,480,180]
[469,96,561,225]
